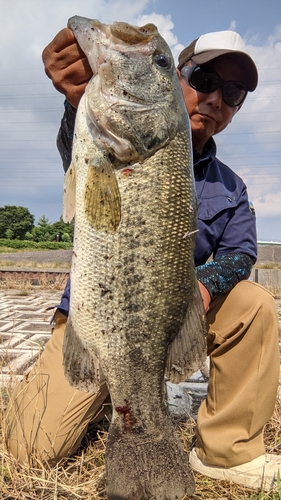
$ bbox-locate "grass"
[0,268,69,295]
[0,259,71,269]
[0,268,281,499]
[1,393,281,499]
[0,272,69,293]
[0,420,108,500]
[256,263,281,270]
[0,247,58,253]
[0,247,20,253]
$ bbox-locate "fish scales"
[63,16,206,500]
[70,132,195,395]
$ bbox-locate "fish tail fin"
[165,282,207,383]
[105,415,195,499]
[63,315,101,393]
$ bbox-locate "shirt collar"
[193,137,217,176]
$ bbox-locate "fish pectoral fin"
[63,164,76,223]
[85,155,121,232]
[63,316,101,393]
[165,283,207,383]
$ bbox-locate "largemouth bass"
[63,15,206,500]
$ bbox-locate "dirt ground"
[0,249,72,265]
[1,245,280,266]
[0,245,281,263]
[0,249,280,321]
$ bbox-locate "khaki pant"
[4,311,111,465]
[4,280,280,467]
[196,280,280,467]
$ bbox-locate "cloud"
[216,24,281,239]
[0,0,154,223]
[137,13,185,62]
[0,0,152,63]
[255,192,281,217]
[0,1,280,241]
[228,20,237,31]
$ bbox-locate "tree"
[5,228,14,239]
[50,216,74,242]
[0,205,34,240]
[32,215,52,242]
[25,231,33,240]
[61,232,71,242]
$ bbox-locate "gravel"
[1,245,280,266]
[0,249,72,265]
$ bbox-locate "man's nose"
[205,88,223,108]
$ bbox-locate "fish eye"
[154,53,171,69]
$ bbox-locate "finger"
[54,43,89,70]
[43,27,76,55]
[54,57,92,89]
[65,82,89,108]
[50,58,92,108]
[42,27,86,73]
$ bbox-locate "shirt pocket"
[197,195,238,221]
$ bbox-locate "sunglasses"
[181,64,248,107]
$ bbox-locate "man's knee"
[230,280,276,309]
[210,280,277,321]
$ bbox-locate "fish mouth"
[68,15,179,162]
[68,16,158,76]
[68,16,158,43]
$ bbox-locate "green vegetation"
[0,205,34,240]
[256,262,281,270]
[0,205,74,245]
[0,239,72,251]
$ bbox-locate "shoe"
[189,448,281,491]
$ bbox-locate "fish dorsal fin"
[165,283,207,383]
[63,165,76,223]
[85,153,121,232]
[110,21,158,43]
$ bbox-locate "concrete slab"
[0,290,62,386]
[1,288,280,420]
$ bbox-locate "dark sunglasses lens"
[190,67,219,93]
[223,82,247,106]
[183,66,247,107]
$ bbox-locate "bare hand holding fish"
[63,16,206,500]
[42,27,92,108]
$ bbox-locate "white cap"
[178,30,258,91]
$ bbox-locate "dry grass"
[1,385,281,500]
[268,288,281,301]
[0,277,281,499]
[0,274,69,293]
[181,401,281,500]
[0,260,71,270]
[256,263,281,270]
[0,419,108,500]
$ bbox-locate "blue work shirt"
[194,137,257,266]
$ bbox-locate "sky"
[0,0,280,242]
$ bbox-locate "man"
[4,27,280,491]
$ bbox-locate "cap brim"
[192,49,258,91]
